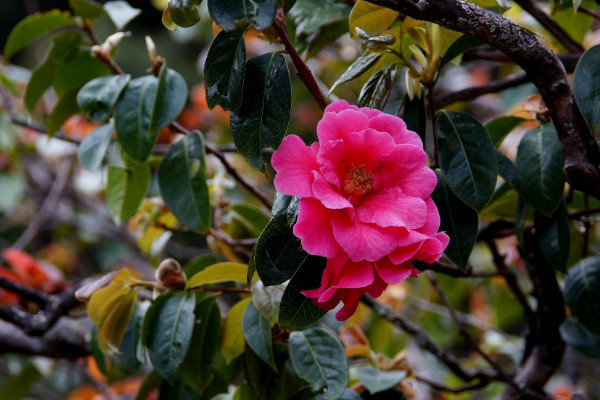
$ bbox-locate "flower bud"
[155,258,186,290]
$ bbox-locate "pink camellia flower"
[271,100,449,320]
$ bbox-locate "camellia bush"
[2,0,600,398]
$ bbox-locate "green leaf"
[253,194,306,286]
[436,111,497,212]
[288,327,348,400]
[180,297,222,393]
[349,1,399,37]
[403,95,426,142]
[0,364,42,400]
[230,203,270,237]
[46,91,80,135]
[104,0,142,30]
[77,75,131,122]
[430,171,478,270]
[136,371,163,400]
[168,0,203,28]
[147,292,196,383]
[106,160,150,225]
[534,201,570,272]
[439,34,484,68]
[24,31,82,114]
[119,301,149,370]
[305,19,348,59]
[485,115,526,147]
[560,317,600,358]
[77,121,112,170]
[278,0,297,13]
[204,30,246,112]
[357,65,397,110]
[158,130,210,231]
[221,298,252,362]
[230,52,291,171]
[329,52,380,94]
[186,262,249,288]
[251,280,284,325]
[207,0,277,31]
[564,256,600,335]
[278,256,327,330]
[114,67,187,162]
[356,366,406,395]
[69,0,107,19]
[4,10,77,59]
[515,124,565,216]
[53,48,111,96]
[159,374,202,400]
[496,150,525,196]
[242,302,276,370]
[574,44,600,130]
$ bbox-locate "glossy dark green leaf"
[329,52,380,94]
[278,256,327,330]
[4,10,77,59]
[278,0,297,13]
[24,31,82,113]
[515,124,564,216]
[289,327,348,400]
[77,124,115,171]
[104,0,142,30]
[403,95,427,142]
[305,19,348,59]
[230,52,291,171]
[168,0,202,27]
[564,256,600,335]
[534,201,570,272]
[147,292,196,383]
[357,65,397,110]
[560,317,600,358]
[230,203,270,237]
[69,0,107,19]
[207,0,277,31]
[253,194,305,286]
[180,297,222,394]
[436,111,497,212]
[77,75,131,122]
[204,30,246,112]
[158,131,210,231]
[439,34,484,67]
[135,371,163,400]
[106,160,150,225]
[114,66,187,162]
[574,45,600,130]
[119,301,149,370]
[159,374,202,400]
[356,366,406,395]
[430,171,478,270]
[485,115,526,147]
[242,301,276,370]
[496,150,525,196]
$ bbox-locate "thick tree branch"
[366,0,600,198]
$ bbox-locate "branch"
[366,0,600,198]
[434,73,529,109]
[415,260,503,278]
[272,20,327,111]
[0,277,51,308]
[512,0,583,53]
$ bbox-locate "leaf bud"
[155,258,186,290]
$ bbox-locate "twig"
[434,73,529,109]
[485,239,535,324]
[209,228,252,261]
[512,0,583,53]
[272,20,328,111]
[0,277,51,308]
[12,157,73,251]
[462,50,581,71]
[415,261,503,278]
[568,206,600,219]
[171,121,273,209]
[425,272,507,374]
[361,295,498,382]
[415,375,489,393]
[579,5,600,20]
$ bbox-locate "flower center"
[343,164,372,198]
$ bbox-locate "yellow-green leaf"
[349,1,399,38]
[220,297,251,362]
[88,269,133,326]
[98,291,137,352]
[186,262,250,289]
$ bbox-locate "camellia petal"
[293,198,341,258]
[312,171,353,209]
[376,145,436,196]
[316,109,370,143]
[374,257,413,285]
[272,135,319,197]
[357,187,428,229]
[330,215,398,262]
[368,113,422,147]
